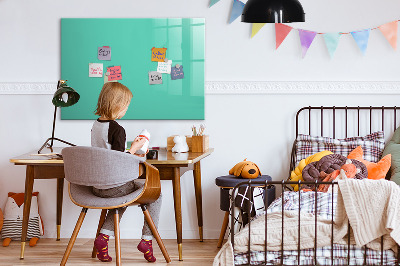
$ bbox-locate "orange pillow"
[347,146,391,180]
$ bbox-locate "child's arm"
[128,137,147,155]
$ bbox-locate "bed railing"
[230,180,400,266]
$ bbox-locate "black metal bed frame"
[230,106,400,266]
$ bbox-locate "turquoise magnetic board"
[61,18,205,120]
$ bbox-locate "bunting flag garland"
[209,0,220,7]
[275,23,293,49]
[351,29,370,55]
[378,21,398,50]
[251,23,266,38]
[323,33,341,58]
[298,29,317,58]
[229,0,245,24]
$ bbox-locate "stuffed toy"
[172,135,189,153]
[348,146,391,180]
[229,159,261,179]
[0,208,3,232]
[289,150,333,191]
[1,192,44,247]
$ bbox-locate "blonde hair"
[95,82,133,120]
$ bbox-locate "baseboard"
[1,81,400,94]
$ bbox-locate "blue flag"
[323,33,341,58]
[351,29,370,55]
[229,0,245,23]
[209,0,221,7]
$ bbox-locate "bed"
[214,106,400,266]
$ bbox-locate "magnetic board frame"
[61,18,205,120]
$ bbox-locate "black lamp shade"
[52,83,80,107]
[241,0,305,23]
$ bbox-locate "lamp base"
[38,137,76,154]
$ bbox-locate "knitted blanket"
[214,179,400,266]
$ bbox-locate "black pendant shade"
[241,0,305,23]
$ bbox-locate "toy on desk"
[1,192,44,247]
[229,159,261,179]
[172,135,189,153]
[135,129,150,155]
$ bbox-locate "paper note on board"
[89,63,103,77]
[149,71,163,85]
[157,60,172,74]
[151,47,167,62]
[171,65,184,80]
[107,66,122,81]
[98,46,111,60]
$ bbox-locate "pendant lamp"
[38,80,80,154]
[241,0,305,23]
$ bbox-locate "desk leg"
[56,178,64,241]
[172,167,183,261]
[193,161,203,242]
[20,165,35,259]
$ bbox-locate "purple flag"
[298,29,317,58]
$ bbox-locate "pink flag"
[275,23,293,49]
[378,21,398,50]
[298,29,317,58]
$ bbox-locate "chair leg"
[114,209,121,266]
[141,205,171,263]
[217,211,230,248]
[60,208,88,266]
[91,209,108,258]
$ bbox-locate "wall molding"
[1,81,400,95]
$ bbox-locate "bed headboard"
[290,106,400,179]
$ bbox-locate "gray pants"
[92,180,162,240]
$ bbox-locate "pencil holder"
[191,135,209,153]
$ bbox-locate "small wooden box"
[167,135,192,151]
[191,135,209,153]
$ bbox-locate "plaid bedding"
[234,191,397,265]
[294,131,385,166]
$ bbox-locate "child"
[91,82,162,263]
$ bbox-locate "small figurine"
[172,135,189,153]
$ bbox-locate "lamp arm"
[50,105,57,148]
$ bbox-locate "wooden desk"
[10,147,213,261]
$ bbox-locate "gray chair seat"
[69,180,145,208]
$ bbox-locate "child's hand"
[134,149,149,157]
[129,137,147,155]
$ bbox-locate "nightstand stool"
[215,175,275,248]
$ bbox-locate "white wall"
[1,0,400,240]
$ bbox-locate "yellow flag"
[251,23,266,38]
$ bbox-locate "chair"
[60,146,171,265]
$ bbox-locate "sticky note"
[151,47,167,62]
[157,60,172,74]
[171,65,184,80]
[98,46,111,60]
[149,71,162,85]
[89,63,103,77]
[107,66,122,81]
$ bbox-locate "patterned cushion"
[295,131,385,166]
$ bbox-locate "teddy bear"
[229,159,261,179]
[1,192,44,247]
[172,135,189,153]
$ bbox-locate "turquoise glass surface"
[61,18,205,120]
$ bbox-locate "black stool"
[215,175,275,248]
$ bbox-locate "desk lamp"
[38,80,80,154]
[241,0,305,23]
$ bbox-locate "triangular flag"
[351,29,370,55]
[229,0,245,24]
[323,33,341,58]
[298,29,317,58]
[378,21,398,50]
[275,23,293,49]
[251,23,266,38]
[209,0,220,7]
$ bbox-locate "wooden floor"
[0,239,221,265]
